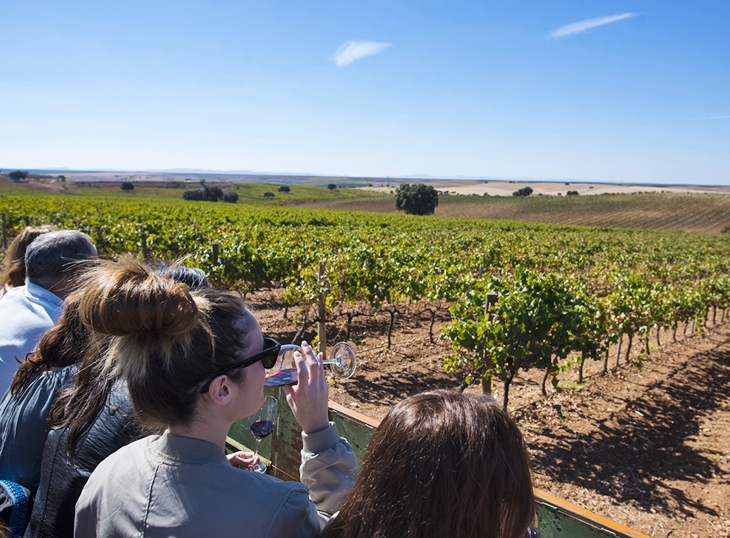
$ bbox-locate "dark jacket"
[23,381,146,538]
[0,366,76,495]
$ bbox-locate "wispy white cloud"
[331,41,391,67]
[709,115,730,119]
[548,12,637,39]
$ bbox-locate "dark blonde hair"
[50,261,211,456]
[76,256,252,429]
[1,225,57,289]
[323,390,535,538]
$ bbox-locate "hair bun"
[79,256,199,337]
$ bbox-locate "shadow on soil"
[528,337,730,518]
[338,367,455,409]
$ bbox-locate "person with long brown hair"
[73,257,357,537]
[0,226,57,293]
[0,293,98,496]
[322,390,536,538]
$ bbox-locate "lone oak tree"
[394,183,439,216]
[8,170,28,182]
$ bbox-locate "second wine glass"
[247,395,278,473]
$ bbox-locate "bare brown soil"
[249,289,730,538]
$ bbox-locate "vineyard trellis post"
[1,213,6,249]
[318,260,327,360]
[481,292,498,396]
[141,232,148,259]
[24,216,29,227]
[615,337,622,368]
[212,243,219,266]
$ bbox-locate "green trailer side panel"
[538,504,619,538]
[326,402,379,460]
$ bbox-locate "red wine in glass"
[249,419,275,440]
[264,368,298,387]
[247,396,277,473]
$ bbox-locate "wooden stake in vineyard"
[212,243,219,266]
[482,292,498,396]
[141,232,148,259]
[1,213,7,250]
[318,260,327,360]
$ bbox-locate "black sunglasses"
[199,337,281,394]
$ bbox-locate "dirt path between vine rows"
[250,289,730,538]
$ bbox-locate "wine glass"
[264,342,357,387]
[247,395,278,473]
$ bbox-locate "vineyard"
[1,192,729,536]
[1,193,729,407]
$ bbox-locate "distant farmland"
[301,192,730,233]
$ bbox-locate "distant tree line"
[182,185,240,203]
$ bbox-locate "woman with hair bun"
[73,257,357,538]
[322,390,536,538]
[25,263,208,538]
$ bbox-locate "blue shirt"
[0,283,63,395]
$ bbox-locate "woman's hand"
[227,451,260,471]
[284,341,330,434]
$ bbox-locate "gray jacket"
[74,425,357,538]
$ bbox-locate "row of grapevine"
[441,267,730,407]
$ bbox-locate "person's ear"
[205,376,233,406]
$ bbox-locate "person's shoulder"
[0,283,61,321]
[5,369,69,404]
[217,465,309,501]
[0,285,25,307]
[23,283,63,310]
[92,435,157,472]
[221,471,317,532]
[31,364,77,388]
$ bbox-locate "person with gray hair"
[0,231,96,395]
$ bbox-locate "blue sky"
[1,1,728,184]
